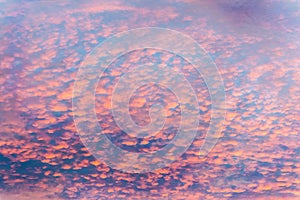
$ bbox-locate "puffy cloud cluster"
[0,0,299,199]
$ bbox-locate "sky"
[0,0,300,199]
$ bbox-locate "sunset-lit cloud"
[0,0,299,199]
